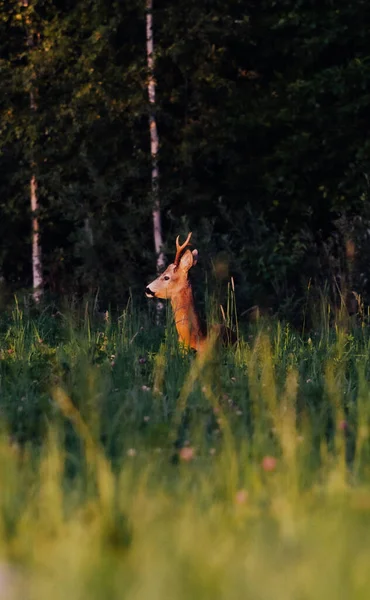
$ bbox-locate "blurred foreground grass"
[0,300,370,598]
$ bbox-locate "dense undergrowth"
[1,298,370,598]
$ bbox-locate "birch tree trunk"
[146,0,165,273]
[23,0,43,303]
[30,172,43,302]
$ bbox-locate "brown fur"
[146,233,236,352]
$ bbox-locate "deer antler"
[174,232,192,267]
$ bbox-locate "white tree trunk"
[146,0,165,273]
[30,173,43,303]
[24,0,43,302]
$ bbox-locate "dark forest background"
[1,0,370,322]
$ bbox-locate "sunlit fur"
[146,235,236,352]
[146,247,205,351]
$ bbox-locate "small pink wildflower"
[339,420,348,431]
[235,489,249,505]
[179,447,195,462]
[261,455,277,472]
[127,448,137,457]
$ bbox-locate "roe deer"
[145,233,236,352]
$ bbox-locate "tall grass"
[0,297,370,598]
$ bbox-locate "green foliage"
[1,0,370,316]
[0,304,369,596]
[0,298,367,461]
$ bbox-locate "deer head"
[145,233,198,300]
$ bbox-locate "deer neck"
[171,284,205,351]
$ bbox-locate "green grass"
[0,298,370,598]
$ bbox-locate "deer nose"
[145,287,155,297]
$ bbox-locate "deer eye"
[163,276,170,281]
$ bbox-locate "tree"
[1,0,370,316]
[22,0,43,302]
[146,0,164,273]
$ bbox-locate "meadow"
[1,297,370,599]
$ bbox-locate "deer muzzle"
[145,287,155,298]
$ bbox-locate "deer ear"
[178,249,195,272]
[192,249,198,266]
